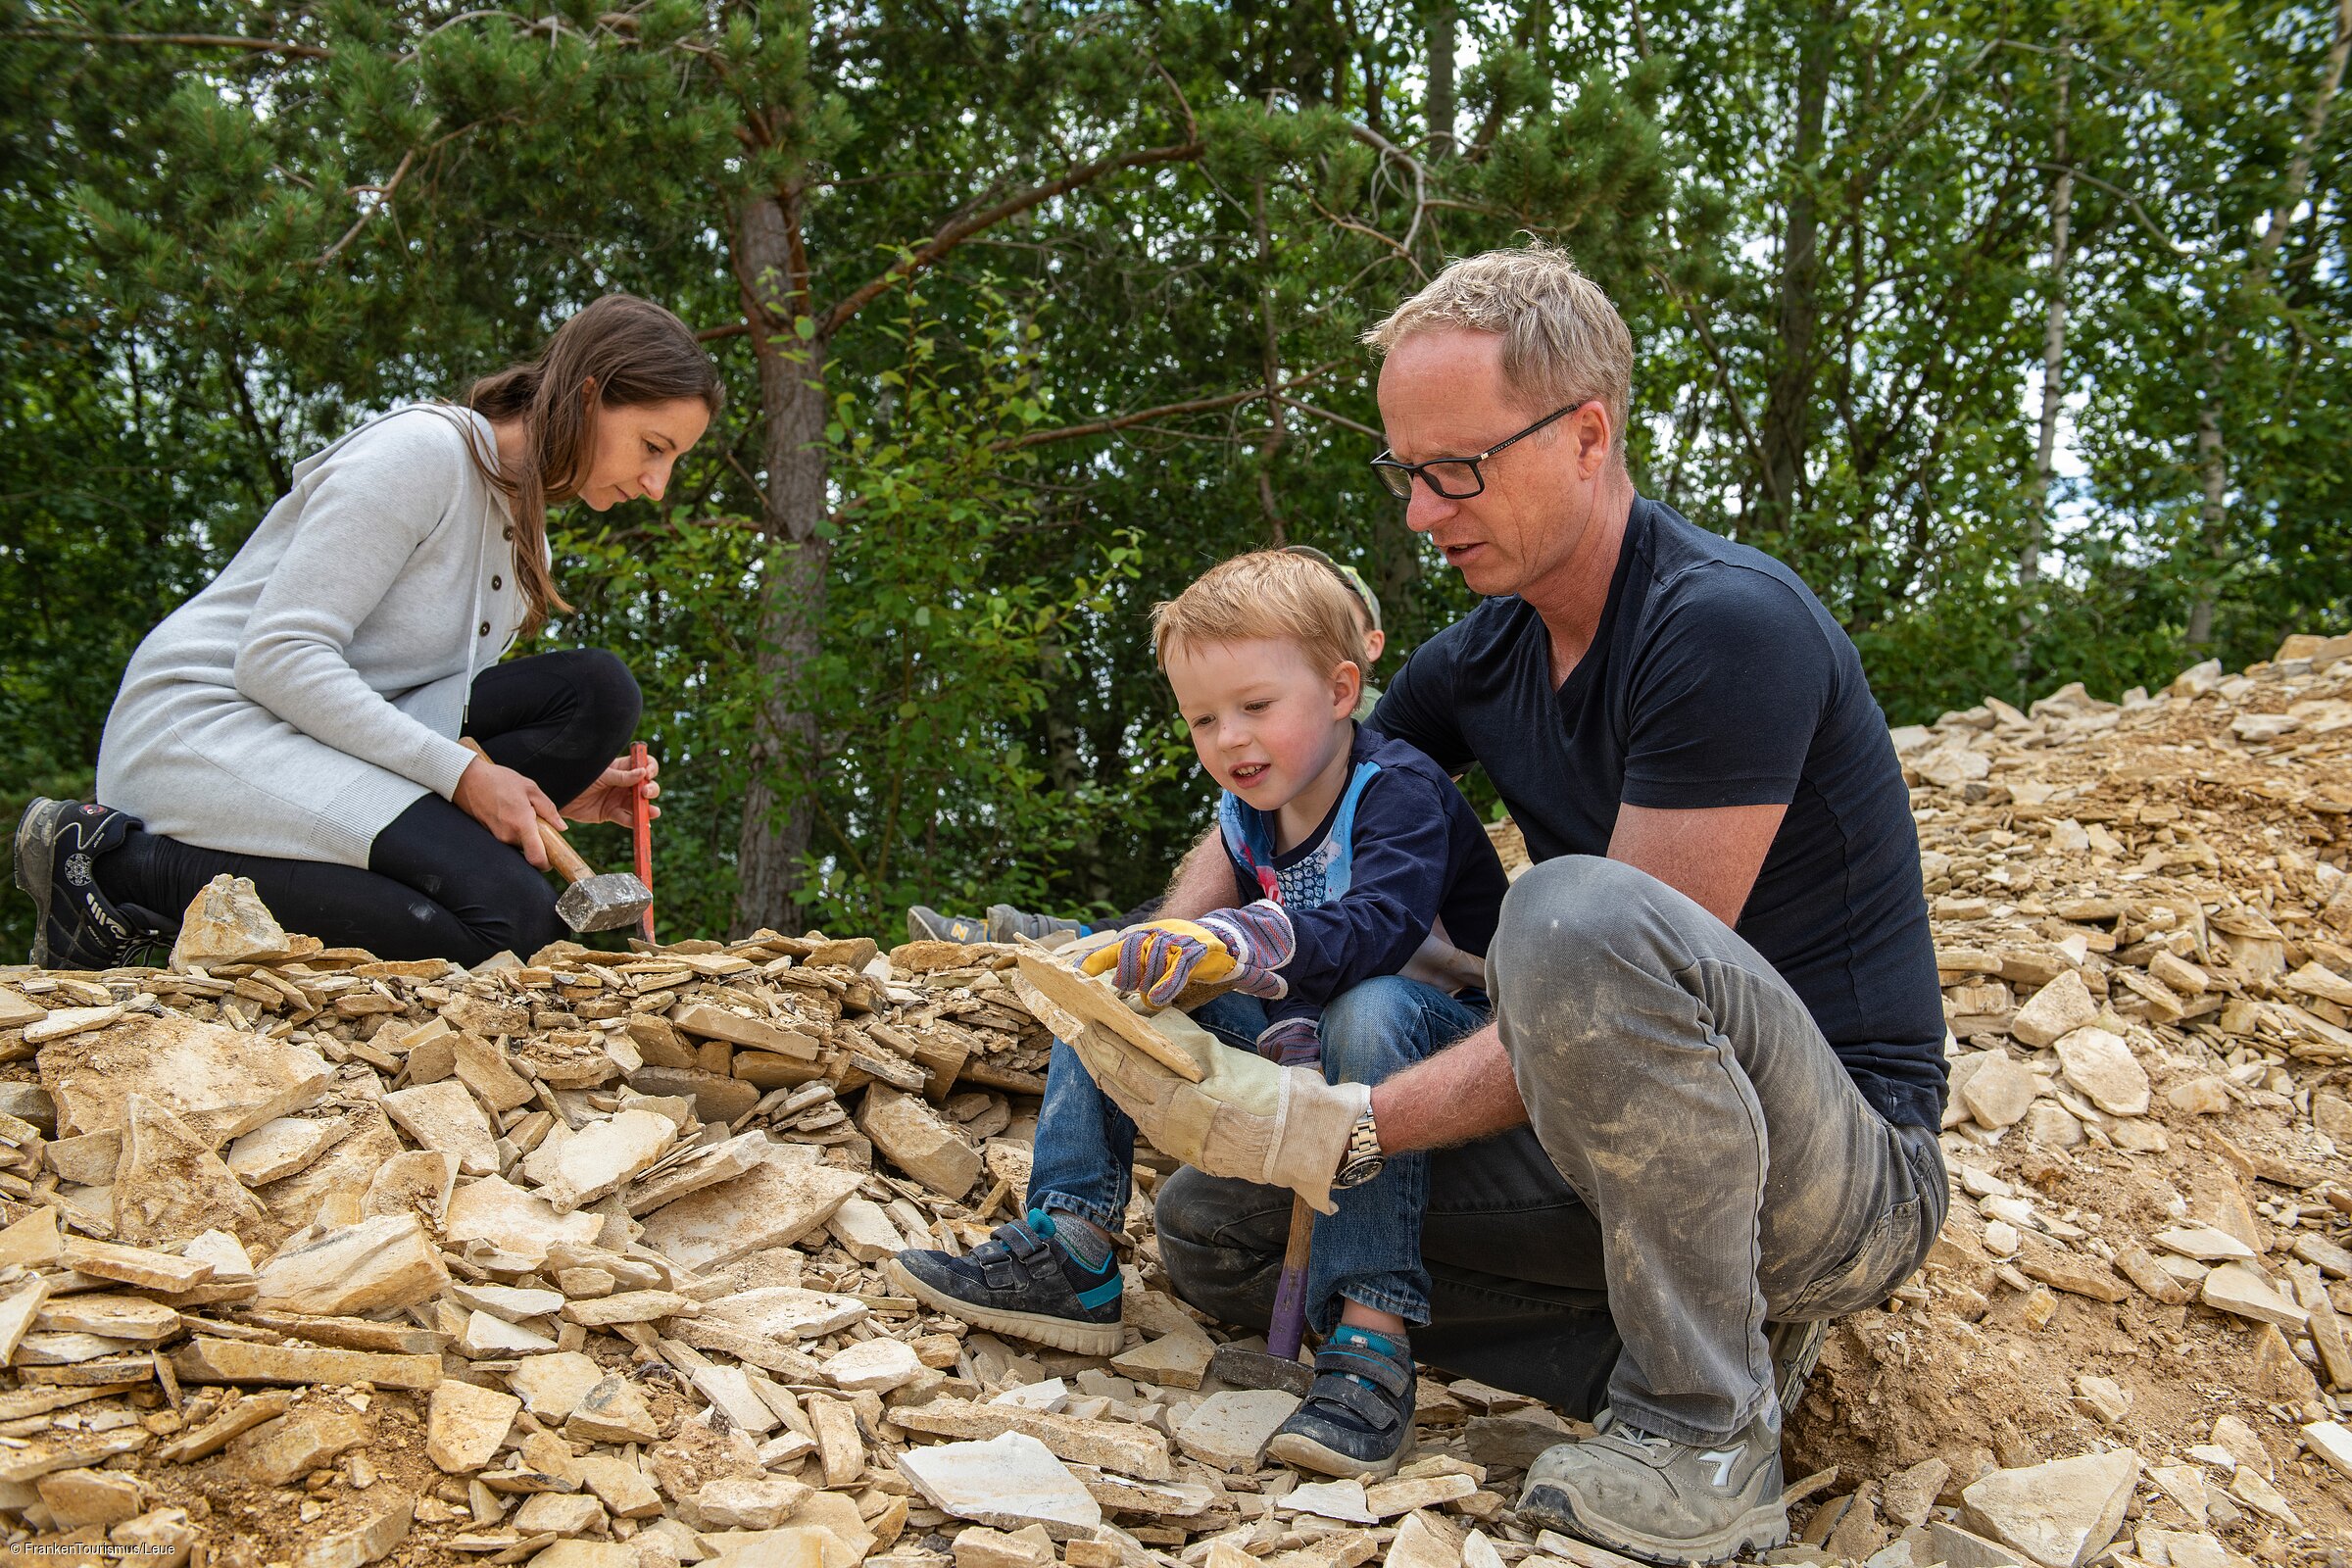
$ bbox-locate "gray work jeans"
[1156,855,1946,1446]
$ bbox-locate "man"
[1131,246,1949,1565]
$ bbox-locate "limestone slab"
[2200,1263,2307,1329]
[2153,1224,2256,1262]
[2051,1028,2149,1115]
[506,1352,607,1422]
[427,1379,522,1472]
[56,1236,210,1292]
[255,1212,449,1316]
[224,1115,348,1187]
[2011,972,2097,1049]
[521,1107,675,1212]
[292,1499,412,1568]
[700,1286,870,1343]
[624,1130,770,1215]
[230,1407,371,1485]
[564,1372,659,1444]
[826,1197,907,1261]
[696,1475,814,1530]
[893,1398,1173,1480]
[1959,1449,2138,1568]
[443,1174,604,1269]
[1961,1055,2037,1129]
[380,1080,499,1177]
[32,1294,177,1342]
[823,1337,926,1393]
[637,1154,863,1272]
[39,1012,331,1145]
[1175,1390,1301,1472]
[1110,1322,1216,1391]
[172,1336,441,1390]
[169,874,293,969]
[858,1085,982,1198]
[897,1431,1103,1539]
[113,1094,267,1246]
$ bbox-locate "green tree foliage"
[2,0,2347,959]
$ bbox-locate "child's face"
[1164,637,1359,811]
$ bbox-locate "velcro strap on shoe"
[1301,1369,1400,1433]
[1313,1341,1412,1398]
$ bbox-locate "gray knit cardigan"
[96,407,526,867]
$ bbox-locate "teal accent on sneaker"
[1076,1276,1123,1309]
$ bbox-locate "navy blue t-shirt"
[1371,496,1946,1130]
[1220,726,1508,1031]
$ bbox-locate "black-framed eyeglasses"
[1369,401,1591,500]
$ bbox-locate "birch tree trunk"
[2019,40,2073,675]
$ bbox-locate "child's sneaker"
[1265,1325,1417,1478]
[12,800,171,969]
[886,1209,1124,1355]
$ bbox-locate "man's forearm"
[1155,826,1231,922]
[1367,1022,1529,1153]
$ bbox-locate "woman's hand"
[454,756,565,871]
[562,752,662,828]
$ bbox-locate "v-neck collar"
[1551,500,1645,706]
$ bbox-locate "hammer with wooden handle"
[460,740,654,933]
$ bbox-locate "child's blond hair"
[1152,550,1366,679]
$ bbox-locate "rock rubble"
[0,633,2345,1566]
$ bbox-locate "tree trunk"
[1756,1,1835,534]
[2185,387,2228,649]
[1424,0,1456,153]
[2018,40,2072,676]
[732,189,835,936]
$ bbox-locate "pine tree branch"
[999,362,1345,452]
[317,149,417,264]
[817,140,1204,338]
[5,27,329,58]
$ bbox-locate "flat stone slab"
[2200,1263,2307,1330]
[426,1379,521,1472]
[225,1116,348,1187]
[637,1154,863,1272]
[2011,971,2097,1049]
[2052,1027,2149,1115]
[1174,1390,1301,1472]
[1960,1448,2139,1568]
[520,1108,675,1213]
[172,1336,441,1391]
[896,1431,1102,1539]
[823,1337,926,1393]
[379,1081,499,1177]
[1961,1054,2038,1129]
[254,1213,448,1316]
[442,1175,604,1270]
[40,1013,331,1146]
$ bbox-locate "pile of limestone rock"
[0,633,2348,1568]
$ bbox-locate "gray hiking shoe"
[985,904,1086,944]
[1517,1405,1788,1565]
[906,906,989,945]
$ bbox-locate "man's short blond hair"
[1364,242,1634,452]
[1152,550,1365,680]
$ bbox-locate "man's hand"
[562,751,662,828]
[1082,901,1296,1005]
[1056,1004,1366,1213]
[454,756,564,871]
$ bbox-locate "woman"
[15,293,718,968]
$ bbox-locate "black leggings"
[98,650,641,966]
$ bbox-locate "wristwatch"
[1332,1104,1386,1190]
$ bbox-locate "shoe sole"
[1265,1429,1412,1481]
[11,798,59,968]
[1517,1485,1789,1566]
[884,1257,1123,1357]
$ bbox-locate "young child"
[890,550,1506,1478]
[904,544,1386,947]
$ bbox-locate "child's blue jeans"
[1025,979,1490,1334]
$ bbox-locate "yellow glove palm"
[1078,917,1239,998]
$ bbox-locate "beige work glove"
[1012,970,1367,1214]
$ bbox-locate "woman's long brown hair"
[463,294,722,635]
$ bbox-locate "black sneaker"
[906,906,989,945]
[1265,1325,1417,1479]
[886,1209,1124,1355]
[12,800,170,969]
